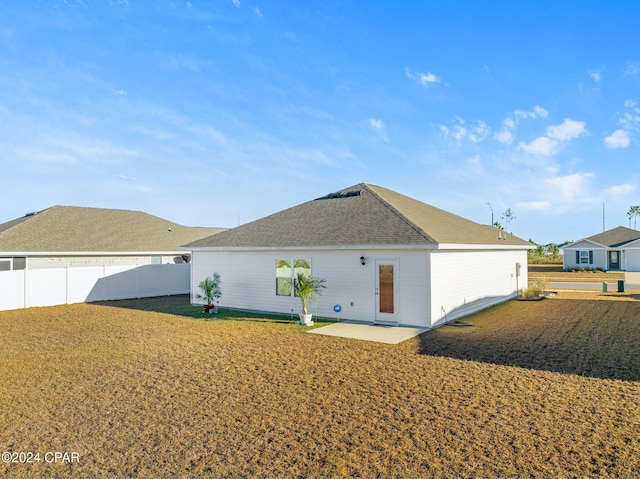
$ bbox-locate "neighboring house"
[0,205,225,271]
[563,226,640,271]
[184,183,532,329]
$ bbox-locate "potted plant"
[196,273,222,314]
[293,272,326,326]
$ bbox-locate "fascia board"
[0,251,189,257]
[184,243,531,252]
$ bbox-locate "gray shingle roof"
[186,183,531,249]
[585,226,640,248]
[0,206,225,252]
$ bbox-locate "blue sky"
[1,1,639,244]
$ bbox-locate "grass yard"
[1,294,639,478]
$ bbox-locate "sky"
[1,1,639,244]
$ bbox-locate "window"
[275,259,292,296]
[576,250,593,265]
[276,258,311,296]
[0,257,26,271]
[12,257,26,270]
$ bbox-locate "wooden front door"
[375,260,397,324]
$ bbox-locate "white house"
[0,205,224,271]
[563,226,640,271]
[0,205,225,311]
[184,184,532,329]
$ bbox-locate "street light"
[486,202,494,226]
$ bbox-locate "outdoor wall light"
[360,256,366,266]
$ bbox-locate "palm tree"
[627,206,640,230]
[196,273,222,307]
[294,273,326,316]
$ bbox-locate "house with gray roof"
[563,226,640,271]
[184,183,532,328]
[0,205,225,271]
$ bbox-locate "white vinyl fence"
[0,264,190,311]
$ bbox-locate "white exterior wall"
[191,249,432,327]
[429,249,527,327]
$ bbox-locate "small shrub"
[521,278,548,298]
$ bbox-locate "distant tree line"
[527,239,567,265]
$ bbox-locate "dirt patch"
[1,296,639,478]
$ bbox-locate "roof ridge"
[362,184,437,244]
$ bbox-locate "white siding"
[429,250,527,327]
[563,242,606,270]
[191,249,432,327]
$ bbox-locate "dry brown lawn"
[528,265,625,282]
[1,294,639,478]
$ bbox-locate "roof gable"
[186,183,531,249]
[0,206,224,253]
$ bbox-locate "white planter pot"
[298,313,313,326]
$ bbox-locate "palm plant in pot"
[293,272,326,326]
[196,273,222,314]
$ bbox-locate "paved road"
[547,281,620,291]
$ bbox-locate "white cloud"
[369,118,384,130]
[589,70,602,82]
[112,89,127,96]
[546,118,586,141]
[232,0,241,6]
[502,106,548,131]
[254,7,263,17]
[624,99,637,109]
[604,129,630,148]
[114,174,136,181]
[406,68,441,86]
[439,118,490,143]
[503,117,516,130]
[532,106,549,118]
[544,173,594,201]
[624,61,640,76]
[517,200,552,210]
[468,121,490,142]
[604,183,635,195]
[64,0,87,7]
[494,129,513,144]
[519,137,559,156]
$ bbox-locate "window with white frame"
[576,250,593,265]
[275,258,311,296]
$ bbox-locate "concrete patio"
[307,321,429,344]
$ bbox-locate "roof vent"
[315,190,362,201]
[24,211,38,217]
